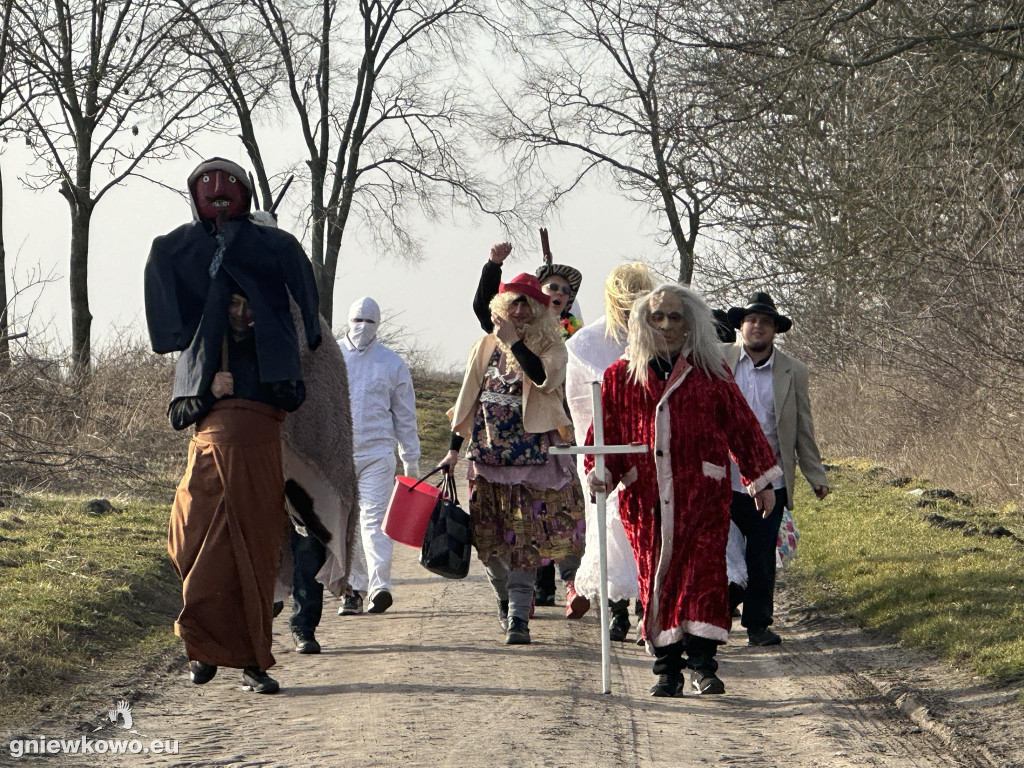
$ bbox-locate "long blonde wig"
[626,283,728,386]
[489,291,562,371]
[604,261,654,342]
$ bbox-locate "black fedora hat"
[727,291,792,333]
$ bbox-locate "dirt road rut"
[34,540,1021,768]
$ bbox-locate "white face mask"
[348,321,377,351]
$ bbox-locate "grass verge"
[790,459,1024,685]
[412,371,461,469]
[0,494,181,728]
[0,372,462,730]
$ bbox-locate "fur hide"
[276,305,359,598]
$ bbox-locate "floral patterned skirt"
[469,475,586,570]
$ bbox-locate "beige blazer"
[448,333,571,439]
[724,340,827,508]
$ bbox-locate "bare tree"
[171,0,284,210]
[0,0,30,373]
[668,0,1024,495]
[7,0,223,375]
[178,0,512,323]
[491,0,735,283]
[263,0,510,323]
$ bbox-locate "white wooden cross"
[550,380,648,694]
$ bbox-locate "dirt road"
[29,540,1021,768]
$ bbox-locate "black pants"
[290,528,327,634]
[535,561,578,596]
[653,635,718,678]
[729,488,787,631]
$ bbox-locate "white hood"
[347,296,381,351]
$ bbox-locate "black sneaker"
[189,660,217,685]
[691,670,725,695]
[273,600,284,618]
[339,591,363,615]
[242,666,280,694]
[650,673,683,697]
[367,589,393,614]
[609,601,631,642]
[747,627,782,646]
[534,592,556,607]
[505,616,531,645]
[292,629,321,654]
[497,599,510,632]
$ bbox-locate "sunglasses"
[543,282,573,296]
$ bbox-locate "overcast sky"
[3,127,671,370]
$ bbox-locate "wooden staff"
[540,227,552,267]
[220,333,229,373]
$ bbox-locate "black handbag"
[418,469,473,579]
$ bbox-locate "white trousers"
[347,453,398,596]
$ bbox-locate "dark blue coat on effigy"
[144,216,322,400]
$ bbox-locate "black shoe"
[367,589,393,614]
[691,670,725,695]
[292,629,321,654]
[747,627,782,646]
[189,660,217,685]
[609,601,631,642]
[650,673,683,697]
[534,592,556,607]
[242,666,280,694]
[497,599,510,632]
[273,600,284,618]
[339,591,363,615]
[505,616,531,645]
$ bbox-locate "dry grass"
[810,369,1024,505]
[0,341,187,498]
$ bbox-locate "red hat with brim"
[499,273,550,308]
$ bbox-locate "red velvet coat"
[585,355,781,647]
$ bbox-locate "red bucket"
[383,474,443,548]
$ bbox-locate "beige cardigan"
[723,340,827,509]
[448,334,571,439]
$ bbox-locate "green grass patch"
[412,370,461,469]
[790,459,1024,684]
[0,494,180,726]
[0,372,461,728]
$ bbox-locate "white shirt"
[730,347,785,492]
[339,336,421,468]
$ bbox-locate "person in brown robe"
[167,290,305,694]
[151,161,318,694]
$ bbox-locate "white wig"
[626,283,728,386]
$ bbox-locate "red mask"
[192,170,249,222]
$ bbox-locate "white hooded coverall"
[340,297,421,598]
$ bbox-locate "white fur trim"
[702,461,727,481]
[651,619,729,647]
[745,464,783,495]
[646,368,691,642]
